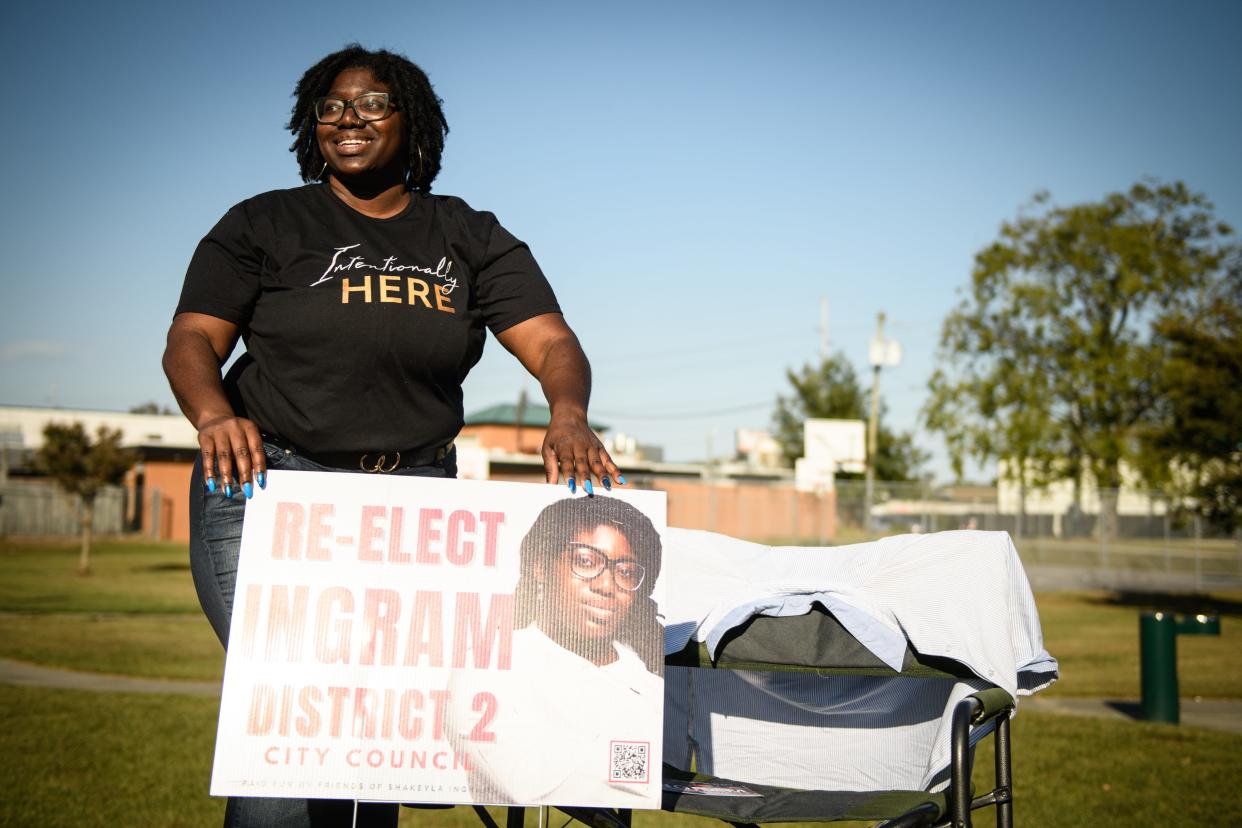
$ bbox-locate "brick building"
[2,403,836,545]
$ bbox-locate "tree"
[774,353,928,481]
[129,401,173,415]
[1140,270,1242,530]
[925,180,1237,537]
[37,423,136,574]
[924,343,1061,532]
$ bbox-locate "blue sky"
[2,1,1239,479]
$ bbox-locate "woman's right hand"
[197,414,266,499]
[164,312,266,499]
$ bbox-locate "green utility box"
[1139,610,1221,724]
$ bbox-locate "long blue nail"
[568,478,576,493]
[618,475,627,485]
[585,480,594,495]
[603,476,612,491]
[243,482,254,499]
[257,471,266,489]
[224,484,233,499]
[206,478,216,494]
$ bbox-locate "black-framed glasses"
[314,92,398,124]
[564,542,646,591]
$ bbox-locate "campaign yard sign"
[211,471,667,808]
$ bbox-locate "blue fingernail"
[585,480,594,495]
[243,482,253,499]
[257,471,266,489]
[603,476,612,491]
[568,478,576,493]
[206,478,216,493]
[618,475,627,485]
[224,484,233,499]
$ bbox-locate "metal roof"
[463,402,607,431]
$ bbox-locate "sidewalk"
[1020,693,1242,735]
[0,657,220,697]
[4,656,1242,735]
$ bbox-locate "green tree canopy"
[924,180,1238,533]
[129,401,173,415]
[774,353,927,481]
[1140,270,1242,529]
[37,423,135,574]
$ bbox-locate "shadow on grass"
[1086,591,1242,617]
[1105,700,1144,720]
[132,563,191,573]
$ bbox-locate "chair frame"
[456,603,1020,828]
[463,683,1015,828]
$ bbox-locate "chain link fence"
[0,480,127,537]
[834,479,1242,592]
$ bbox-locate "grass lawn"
[5,538,1241,700]
[0,611,224,680]
[974,709,1242,826]
[0,685,225,827]
[0,538,201,614]
[2,685,1238,828]
[3,536,1242,826]
[0,538,226,680]
[1036,590,1242,699]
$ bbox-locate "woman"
[448,496,664,806]
[164,44,623,828]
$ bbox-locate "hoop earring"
[317,161,328,180]
[416,146,424,186]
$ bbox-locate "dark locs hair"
[287,43,449,192]
[514,497,664,675]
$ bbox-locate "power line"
[589,333,807,365]
[594,400,772,421]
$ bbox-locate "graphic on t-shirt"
[310,243,459,314]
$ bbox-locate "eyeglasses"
[564,543,646,591]
[314,92,398,124]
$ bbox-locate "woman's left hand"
[495,313,626,493]
[542,410,624,494]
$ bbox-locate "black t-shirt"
[176,185,560,453]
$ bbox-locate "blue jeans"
[189,440,457,828]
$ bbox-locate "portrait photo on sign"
[446,494,666,806]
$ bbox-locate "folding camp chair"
[491,608,1014,828]
[657,606,1017,828]
[474,529,1054,828]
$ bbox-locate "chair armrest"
[969,687,1015,724]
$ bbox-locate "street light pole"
[864,312,900,535]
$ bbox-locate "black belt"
[263,433,454,473]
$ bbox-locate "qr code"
[609,741,650,783]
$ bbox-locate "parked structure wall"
[128,461,193,542]
[457,424,548,455]
[469,467,834,543]
[0,480,125,536]
[644,478,835,544]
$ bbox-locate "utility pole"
[864,312,900,534]
[704,429,715,478]
[819,297,830,359]
[514,387,528,453]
